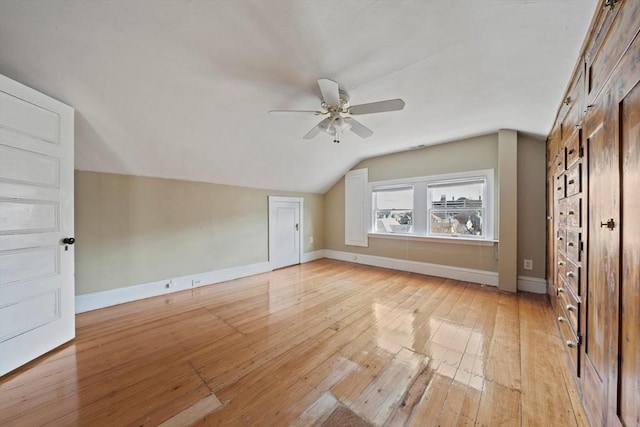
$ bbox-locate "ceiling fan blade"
[318,78,340,107]
[303,117,331,140]
[347,118,374,138]
[349,98,405,115]
[269,109,325,114]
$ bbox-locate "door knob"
[62,237,75,251]
[600,219,615,230]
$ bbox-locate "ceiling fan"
[269,79,405,143]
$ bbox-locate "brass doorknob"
[600,219,615,230]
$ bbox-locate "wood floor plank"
[351,347,427,425]
[290,391,340,427]
[407,372,453,426]
[158,394,222,427]
[519,295,587,427]
[484,292,522,391]
[0,260,589,426]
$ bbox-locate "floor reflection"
[372,300,486,392]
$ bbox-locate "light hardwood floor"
[0,259,588,426]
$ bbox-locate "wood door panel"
[586,121,612,378]
[618,79,640,427]
[587,0,640,102]
[584,97,616,426]
[560,70,584,140]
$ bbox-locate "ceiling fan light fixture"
[334,117,351,131]
[319,115,351,136]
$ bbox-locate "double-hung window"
[372,185,414,234]
[369,169,494,241]
[427,179,486,237]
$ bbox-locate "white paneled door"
[268,197,302,270]
[0,75,75,376]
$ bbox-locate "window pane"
[428,179,485,236]
[373,186,413,233]
[429,181,484,209]
[430,209,483,236]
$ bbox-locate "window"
[369,170,494,241]
[428,179,485,237]
[372,185,413,233]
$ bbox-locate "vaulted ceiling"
[0,0,598,193]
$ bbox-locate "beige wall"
[75,171,323,295]
[498,129,518,291]
[323,133,547,281]
[75,132,545,296]
[517,134,546,278]
[324,134,500,272]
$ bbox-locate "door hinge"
[579,145,584,158]
[577,334,582,345]
[295,223,299,231]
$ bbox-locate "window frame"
[368,169,495,242]
[371,184,415,234]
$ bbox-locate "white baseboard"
[301,250,326,263]
[76,251,537,313]
[323,250,499,287]
[517,275,547,294]
[75,261,271,313]
[75,251,328,314]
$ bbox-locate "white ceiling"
[0,0,598,193]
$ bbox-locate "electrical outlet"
[309,236,314,244]
[192,279,202,287]
[523,259,533,270]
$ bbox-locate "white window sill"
[368,232,498,246]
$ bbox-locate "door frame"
[268,196,303,269]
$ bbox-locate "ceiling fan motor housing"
[322,89,351,112]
